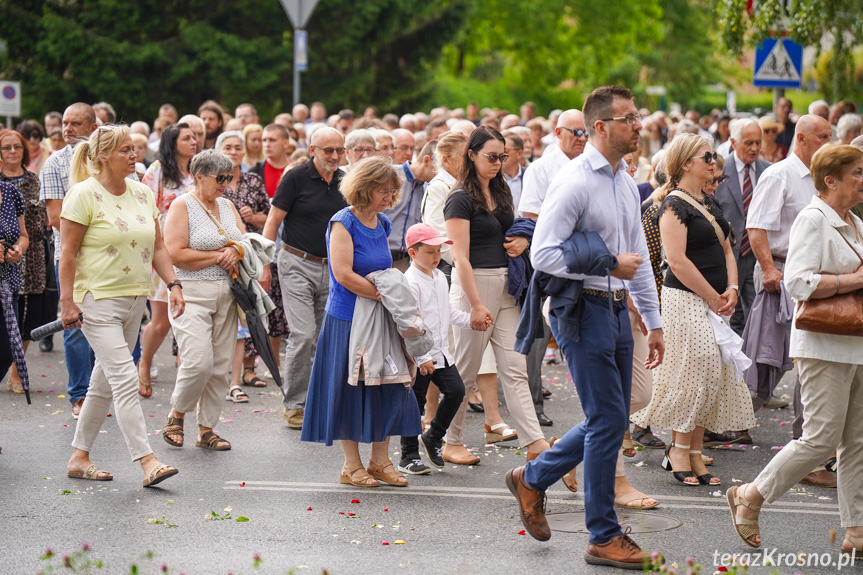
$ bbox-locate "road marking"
[224,481,839,515]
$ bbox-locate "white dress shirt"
[746,152,816,259]
[786,195,863,364]
[404,265,470,367]
[504,164,525,212]
[734,153,759,193]
[517,145,571,216]
[420,169,457,264]
[531,143,661,330]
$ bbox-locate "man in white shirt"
[518,109,587,219]
[505,86,664,569]
[501,131,526,210]
[745,114,835,488]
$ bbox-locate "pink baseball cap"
[406,223,453,248]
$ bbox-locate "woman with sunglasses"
[759,116,788,163]
[138,123,197,397]
[161,149,245,451]
[0,129,48,394]
[632,134,755,486]
[16,120,51,175]
[60,125,183,487]
[443,126,549,465]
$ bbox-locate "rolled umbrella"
[0,287,30,404]
[229,276,285,397]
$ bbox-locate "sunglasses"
[712,174,729,185]
[27,133,43,140]
[692,151,718,165]
[477,152,509,164]
[316,146,346,156]
[559,127,589,139]
[208,174,234,184]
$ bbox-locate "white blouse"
[785,195,863,364]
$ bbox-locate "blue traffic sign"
[753,38,803,88]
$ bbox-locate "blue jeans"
[56,262,95,403]
[523,295,633,544]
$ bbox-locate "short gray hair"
[216,130,245,152]
[837,114,863,140]
[808,100,829,114]
[851,135,863,150]
[729,117,761,142]
[190,149,233,177]
[345,128,375,149]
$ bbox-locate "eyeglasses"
[477,152,509,164]
[559,127,589,139]
[376,145,394,153]
[0,145,24,152]
[394,145,412,153]
[315,146,346,156]
[691,151,718,165]
[712,174,729,185]
[600,114,643,126]
[374,188,398,197]
[208,174,234,184]
[350,147,375,156]
[763,128,778,134]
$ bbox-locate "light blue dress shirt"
[531,143,661,330]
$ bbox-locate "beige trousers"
[754,357,863,527]
[169,279,238,428]
[446,268,544,448]
[73,294,152,461]
[616,308,653,477]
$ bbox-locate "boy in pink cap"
[398,223,476,473]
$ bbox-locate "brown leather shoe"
[505,466,551,541]
[800,469,837,488]
[441,445,481,465]
[584,528,649,570]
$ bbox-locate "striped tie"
[740,164,753,257]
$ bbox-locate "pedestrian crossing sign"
[753,38,803,88]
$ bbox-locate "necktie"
[740,164,753,257]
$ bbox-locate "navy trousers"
[523,294,633,544]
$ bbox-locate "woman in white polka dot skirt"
[632,134,755,486]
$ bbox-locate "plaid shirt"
[39,145,73,261]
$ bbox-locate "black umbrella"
[229,277,284,397]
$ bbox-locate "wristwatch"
[167,280,183,291]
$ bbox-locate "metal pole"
[773,88,785,111]
[5,116,11,129]
[293,28,301,106]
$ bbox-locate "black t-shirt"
[444,189,514,268]
[659,194,730,296]
[271,160,347,258]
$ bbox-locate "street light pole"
[279,0,318,107]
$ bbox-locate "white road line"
[223,481,839,516]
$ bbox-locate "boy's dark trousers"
[400,360,465,463]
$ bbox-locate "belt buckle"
[612,290,626,302]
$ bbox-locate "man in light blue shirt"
[505,86,665,570]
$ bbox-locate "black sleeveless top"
[658,193,730,296]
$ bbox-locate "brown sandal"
[622,430,637,457]
[162,416,184,447]
[67,463,113,482]
[339,467,380,488]
[367,459,408,487]
[549,437,578,493]
[196,430,231,451]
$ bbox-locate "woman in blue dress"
[302,156,421,488]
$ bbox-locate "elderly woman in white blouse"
[728,145,863,554]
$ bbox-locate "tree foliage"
[717,0,863,100]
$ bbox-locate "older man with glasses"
[262,127,348,430]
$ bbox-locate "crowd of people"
[1,90,862,568]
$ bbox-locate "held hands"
[60,301,83,330]
[708,290,737,316]
[503,236,529,258]
[610,253,642,280]
[762,267,784,293]
[418,360,435,376]
[470,304,494,331]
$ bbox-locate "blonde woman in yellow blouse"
[59,125,185,487]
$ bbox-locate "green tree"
[717,0,863,101]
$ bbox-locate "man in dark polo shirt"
[262,127,347,429]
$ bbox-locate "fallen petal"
[517,530,526,535]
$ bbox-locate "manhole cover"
[547,511,682,534]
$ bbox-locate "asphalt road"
[0,338,850,575]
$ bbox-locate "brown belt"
[772,255,786,264]
[583,288,628,302]
[283,244,327,264]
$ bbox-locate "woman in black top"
[443,127,549,465]
[632,133,755,486]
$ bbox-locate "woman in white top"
[728,145,863,553]
[161,150,246,452]
[137,123,197,397]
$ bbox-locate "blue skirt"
[301,313,422,446]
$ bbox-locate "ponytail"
[69,141,94,187]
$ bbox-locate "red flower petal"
[347,513,356,516]
[339,512,345,515]
[517,530,526,535]
[106,414,112,417]
[384,508,388,512]
[239,482,246,487]
[351,499,360,504]
[381,541,389,545]
[307,507,313,511]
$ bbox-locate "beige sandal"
[842,535,863,556]
[726,484,761,547]
[339,467,380,488]
[67,463,113,482]
[143,463,179,488]
[622,430,636,457]
[367,459,408,487]
[614,489,659,510]
[549,436,578,493]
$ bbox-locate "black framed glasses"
[478,152,509,164]
[559,127,589,139]
[208,174,234,184]
[712,174,729,185]
[692,151,718,165]
[600,114,643,126]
